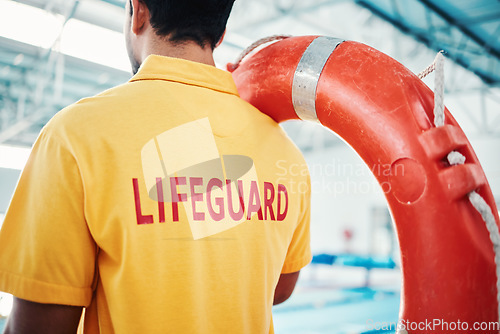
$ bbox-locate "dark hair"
[136,0,235,49]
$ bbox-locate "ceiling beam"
[14,0,124,33]
[231,0,347,33]
[415,0,500,58]
[355,0,499,85]
[459,12,500,25]
[0,112,44,144]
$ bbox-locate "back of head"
[141,0,235,49]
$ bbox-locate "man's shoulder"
[44,81,143,134]
[58,81,134,117]
[245,112,310,178]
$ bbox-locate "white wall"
[305,143,388,256]
[467,136,500,200]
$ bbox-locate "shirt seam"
[0,268,91,290]
[281,252,312,274]
[128,77,239,97]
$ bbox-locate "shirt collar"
[129,54,239,96]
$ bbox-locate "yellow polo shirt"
[0,55,311,333]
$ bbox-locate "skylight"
[0,0,130,72]
[60,18,130,72]
[0,0,63,48]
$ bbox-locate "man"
[0,0,311,333]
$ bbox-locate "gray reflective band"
[292,36,344,122]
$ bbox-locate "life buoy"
[229,36,500,332]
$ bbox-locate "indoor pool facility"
[0,0,499,333]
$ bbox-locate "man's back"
[0,55,311,333]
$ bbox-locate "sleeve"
[281,174,312,274]
[0,126,97,306]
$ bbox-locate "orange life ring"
[229,36,500,332]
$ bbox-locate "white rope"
[469,192,500,300]
[422,52,500,320]
[447,151,466,165]
[417,60,436,80]
[228,35,291,72]
[417,51,444,80]
[417,51,446,126]
[433,52,445,127]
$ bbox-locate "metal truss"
[0,0,81,144]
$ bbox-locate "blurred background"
[0,0,499,332]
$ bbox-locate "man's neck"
[140,38,216,66]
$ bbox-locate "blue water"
[273,287,400,333]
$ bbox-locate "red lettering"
[133,177,284,225]
[246,180,263,220]
[277,184,288,221]
[226,179,245,221]
[190,177,205,221]
[207,178,225,221]
[170,177,187,222]
[132,178,154,225]
[263,182,276,221]
[156,178,165,223]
